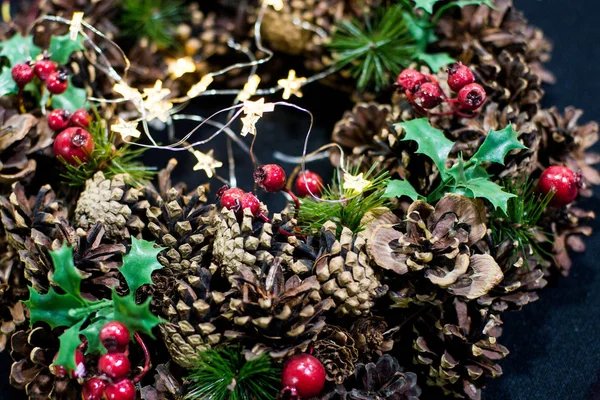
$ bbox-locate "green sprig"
[118,0,186,48]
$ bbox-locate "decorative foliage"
[48,33,86,64]
[118,0,186,48]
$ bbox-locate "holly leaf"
[383,179,422,201]
[465,165,490,180]
[398,118,454,176]
[0,34,41,66]
[447,155,467,185]
[0,67,17,97]
[112,289,164,338]
[51,76,88,112]
[24,287,83,329]
[49,33,85,64]
[119,238,165,293]
[50,245,85,303]
[414,0,440,13]
[472,124,526,166]
[460,178,516,213]
[81,315,111,356]
[415,52,455,73]
[53,319,85,374]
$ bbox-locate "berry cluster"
[11,57,69,95]
[395,62,486,118]
[48,108,92,131]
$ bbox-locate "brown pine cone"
[313,325,359,384]
[349,317,393,361]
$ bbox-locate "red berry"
[104,379,136,400]
[457,83,486,111]
[100,321,131,353]
[98,353,131,380]
[53,127,95,165]
[71,109,92,128]
[395,69,428,93]
[413,82,444,109]
[240,192,261,217]
[11,63,34,86]
[295,171,324,198]
[46,71,69,94]
[537,166,582,207]
[47,109,71,131]
[219,187,245,211]
[34,59,57,81]
[254,164,287,192]
[447,62,475,92]
[281,354,326,398]
[82,378,106,400]
[52,349,86,379]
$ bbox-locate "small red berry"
[447,62,475,92]
[104,379,136,400]
[240,192,261,217]
[82,378,106,400]
[395,69,428,93]
[413,82,444,109]
[34,59,57,81]
[52,349,86,379]
[295,171,324,198]
[281,354,326,398]
[98,353,131,380]
[53,127,95,165]
[46,71,69,94]
[219,187,245,211]
[11,63,35,86]
[537,166,582,207]
[100,321,131,353]
[47,109,71,131]
[457,83,486,111]
[254,164,287,192]
[70,109,92,128]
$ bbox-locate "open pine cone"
[0,237,28,352]
[312,325,359,384]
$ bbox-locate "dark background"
[1,0,599,398]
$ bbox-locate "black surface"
[1,0,599,399]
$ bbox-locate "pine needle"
[119,0,186,48]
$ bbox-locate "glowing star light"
[69,12,84,40]
[241,114,260,137]
[168,57,196,79]
[192,149,222,178]
[142,80,173,123]
[264,0,284,11]
[343,172,371,195]
[113,82,144,109]
[240,98,274,136]
[278,70,307,100]
[111,118,141,140]
[187,75,214,98]
[237,74,261,102]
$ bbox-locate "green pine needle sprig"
[119,0,186,48]
[327,4,417,91]
[298,163,390,235]
[184,347,280,400]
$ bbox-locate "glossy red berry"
[46,71,69,94]
[11,63,35,86]
[70,109,92,128]
[537,166,582,207]
[34,59,57,81]
[104,379,136,400]
[98,353,131,380]
[413,82,444,109]
[53,127,95,165]
[395,69,428,92]
[457,83,486,111]
[240,192,261,217]
[295,171,324,198]
[281,354,326,398]
[447,62,475,92]
[52,349,86,379]
[82,378,106,400]
[219,187,245,211]
[47,109,71,131]
[100,321,131,353]
[254,164,287,192]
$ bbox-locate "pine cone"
[224,260,335,359]
[349,317,393,362]
[548,207,595,275]
[413,299,508,399]
[140,363,183,400]
[0,238,28,352]
[313,325,359,384]
[315,221,387,316]
[367,195,503,307]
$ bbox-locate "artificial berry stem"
[284,188,301,210]
[17,87,25,114]
[132,333,150,384]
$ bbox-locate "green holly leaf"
[416,0,494,13]
[414,0,440,13]
[49,33,85,64]
[447,155,467,185]
[465,165,490,180]
[383,179,422,201]
[24,287,83,329]
[472,124,526,166]
[0,34,41,66]
[53,319,85,374]
[0,67,17,98]
[119,238,165,293]
[460,178,516,213]
[81,316,110,356]
[415,52,455,73]
[50,245,85,303]
[51,76,88,112]
[112,289,164,338]
[398,118,454,176]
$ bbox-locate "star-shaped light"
[192,149,223,178]
[69,12,84,40]
[278,70,307,100]
[167,57,196,79]
[237,74,261,102]
[242,98,274,117]
[111,118,141,140]
[343,172,371,195]
[241,114,260,137]
[264,0,284,11]
[187,75,214,98]
[142,80,173,123]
